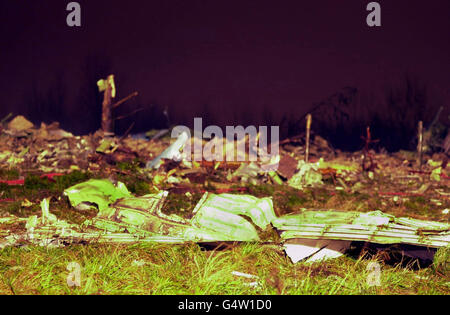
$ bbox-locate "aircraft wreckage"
[0,179,448,264]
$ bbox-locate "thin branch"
[112,91,139,109]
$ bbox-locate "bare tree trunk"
[101,75,115,134]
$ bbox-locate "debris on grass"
[1,178,448,266]
[288,160,323,189]
[283,239,351,263]
[231,271,261,287]
[276,155,298,180]
[64,179,132,212]
[146,131,189,169]
[0,118,449,272]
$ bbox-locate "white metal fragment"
[283,239,351,263]
[231,271,259,279]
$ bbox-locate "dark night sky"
[0,0,449,136]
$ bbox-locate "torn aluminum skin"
[273,210,450,248]
[62,181,277,242]
[2,179,449,265]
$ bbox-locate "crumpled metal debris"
[231,271,261,287]
[273,210,450,248]
[63,180,276,242]
[316,157,358,174]
[64,179,132,211]
[430,167,442,182]
[232,162,261,184]
[96,138,118,154]
[283,239,351,263]
[1,179,449,265]
[146,131,189,169]
[288,160,323,189]
[191,192,276,233]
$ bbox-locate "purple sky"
[0,0,449,133]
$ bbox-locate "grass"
[0,169,98,224]
[0,243,448,295]
[163,191,204,218]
